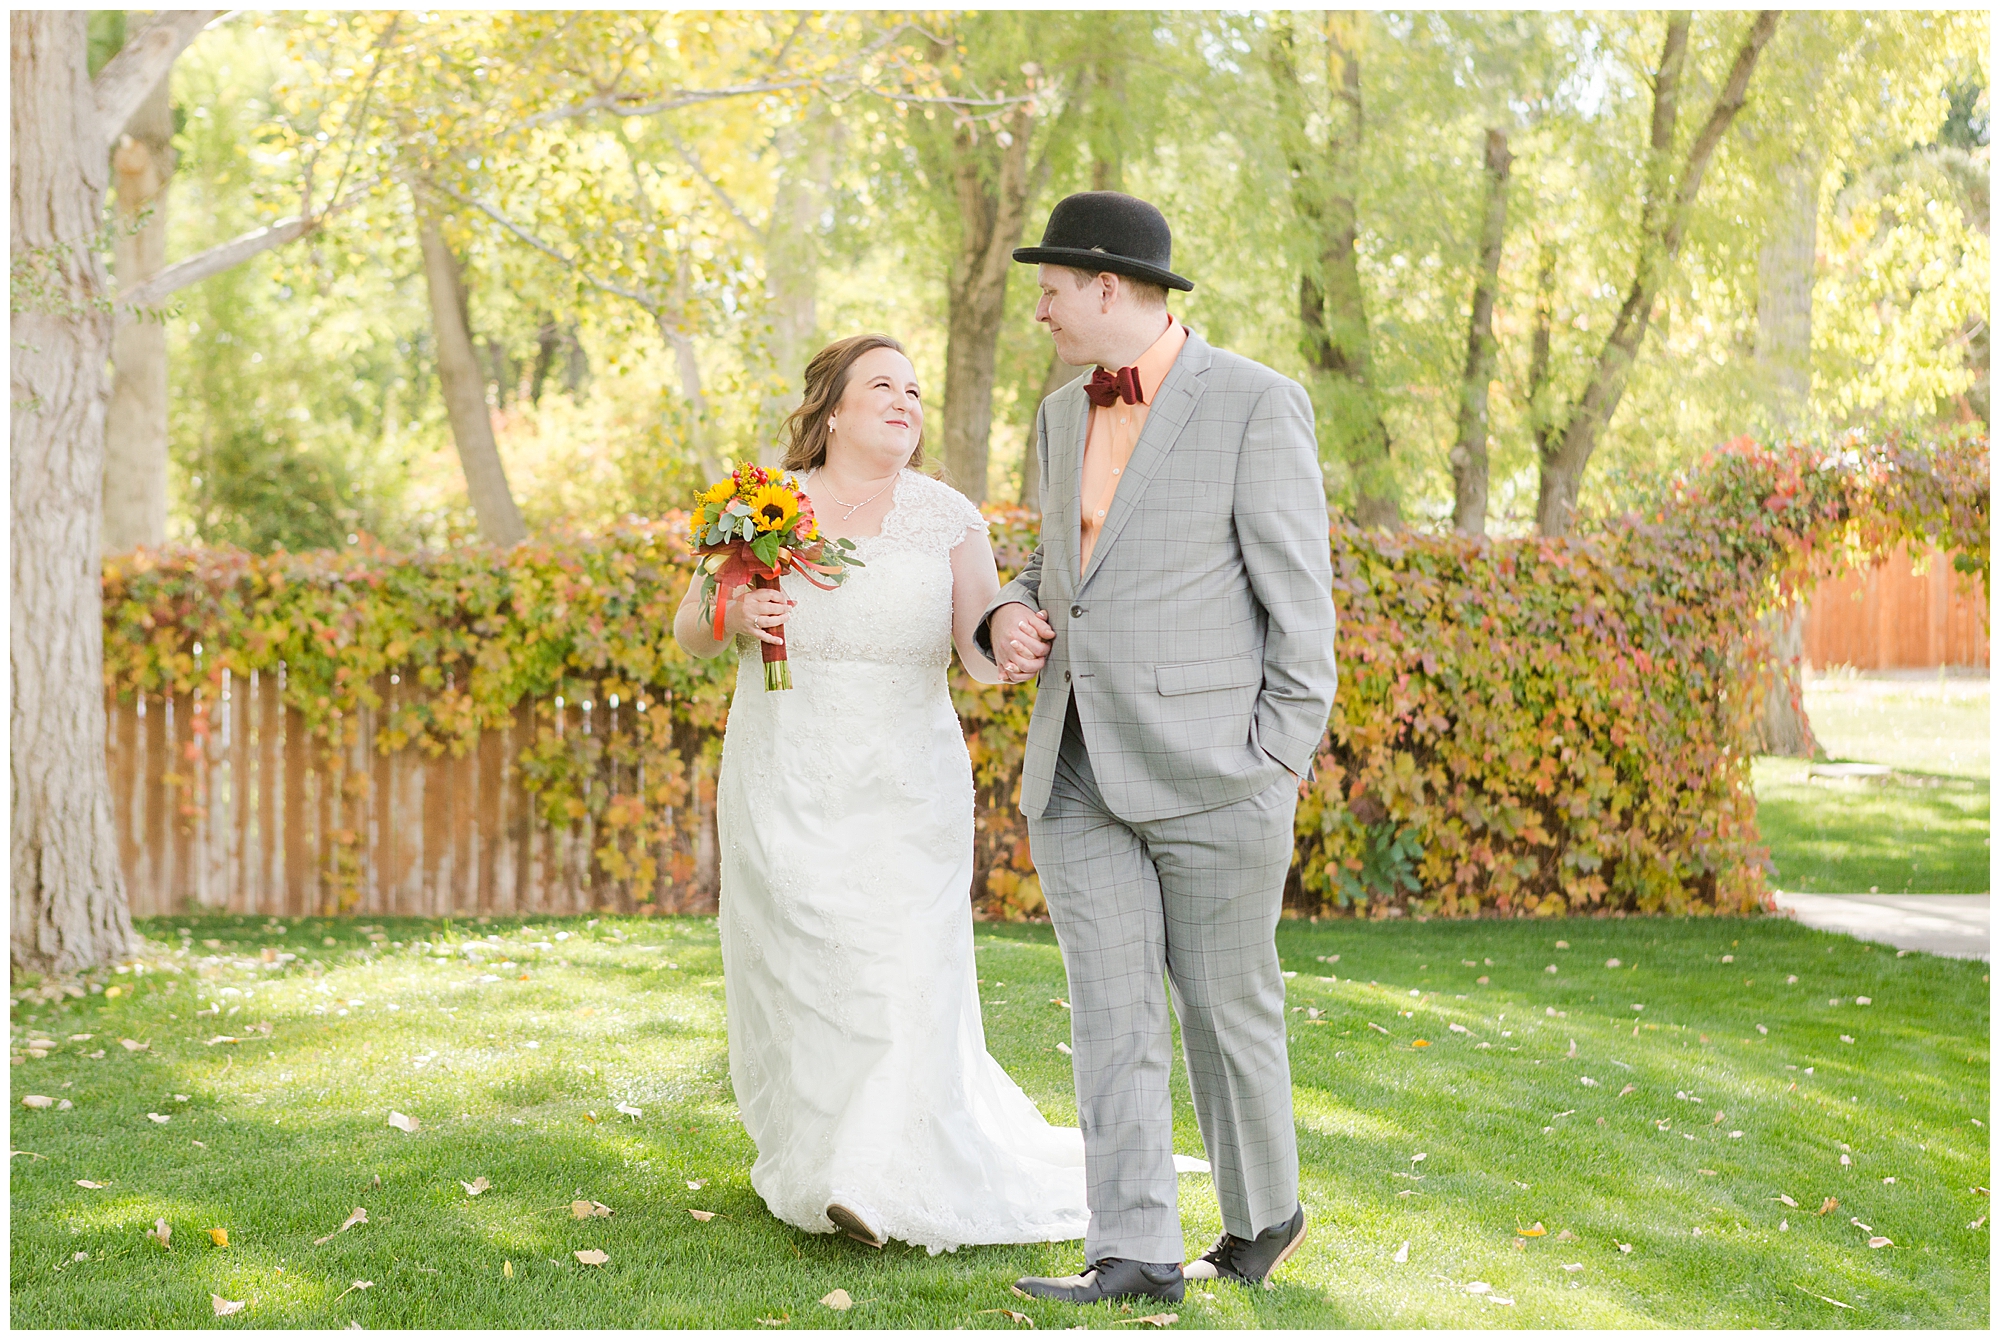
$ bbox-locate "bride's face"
[827,347,922,472]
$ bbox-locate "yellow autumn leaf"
[574,1249,610,1265]
[207,1227,229,1247]
[820,1289,852,1311]
[689,1209,716,1222]
[211,1294,246,1316]
[1518,1221,1547,1237]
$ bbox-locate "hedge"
[104,432,1986,919]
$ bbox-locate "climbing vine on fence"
[104,432,1985,918]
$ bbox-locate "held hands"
[727,586,796,646]
[989,603,1055,683]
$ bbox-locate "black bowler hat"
[1012,191,1194,292]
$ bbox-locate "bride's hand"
[725,587,795,646]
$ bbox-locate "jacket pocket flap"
[1156,655,1262,697]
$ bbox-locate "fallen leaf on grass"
[1819,1198,1839,1215]
[1562,1263,1583,1272]
[687,1179,707,1191]
[1411,1039,1430,1048]
[1392,1241,1409,1263]
[1519,1222,1547,1237]
[1464,1281,1491,1294]
[20,1096,53,1110]
[147,1113,171,1124]
[1367,1022,1390,1034]
[119,1039,148,1052]
[615,1103,642,1120]
[1487,1296,1515,1305]
[756,1316,789,1327]
[689,1209,716,1222]
[1618,1084,1636,1098]
[332,1280,374,1301]
[1775,1194,1798,1208]
[977,1307,1036,1327]
[76,1180,105,1189]
[1616,1243,1632,1253]
[1840,1154,1852,1167]
[207,1228,229,1247]
[461,1177,490,1196]
[1056,1043,1072,1056]
[1840,1036,1855,1045]
[386,1111,419,1134]
[211,1294,246,1316]
[315,1207,368,1245]
[1554,1229,1576,1242]
[820,1289,852,1311]
[1113,1314,1178,1327]
[1868,1236,1894,1248]
[574,1250,609,1266]
[1882,1176,1896,1185]
[1411,1152,1427,1164]
[204,1036,239,1046]
[1698,1170,1719,1177]
[503,1261,513,1278]
[571,1200,614,1219]
[146,1218,171,1249]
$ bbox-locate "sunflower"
[747,483,800,533]
[699,478,737,505]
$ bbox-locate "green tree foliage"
[157,10,1988,544]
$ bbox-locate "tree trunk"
[1273,14,1399,529]
[1449,127,1512,536]
[101,74,173,555]
[417,216,527,546]
[1526,241,1559,469]
[1535,10,1781,536]
[1754,605,1814,757]
[758,112,835,464]
[1025,351,1090,508]
[941,102,1038,502]
[1755,153,1818,429]
[10,12,144,973]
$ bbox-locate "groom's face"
[1035,265,1111,367]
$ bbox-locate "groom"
[979,192,1338,1304]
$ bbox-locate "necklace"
[811,469,894,521]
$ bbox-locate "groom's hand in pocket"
[988,603,1054,682]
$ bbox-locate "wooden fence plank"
[1803,543,1989,671]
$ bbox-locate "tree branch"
[118,180,378,310]
[432,182,664,315]
[660,125,765,241]
[91,10,223,152]
[1664,10,1783,254]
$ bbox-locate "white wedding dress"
[715,469,1091,1254]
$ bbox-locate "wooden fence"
[1802,543,1989,671]
[106,668,720,920]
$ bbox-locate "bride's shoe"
[825,1198,888,1249]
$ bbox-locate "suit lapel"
[1080,331,1212,590]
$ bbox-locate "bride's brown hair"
[779,334,925,473]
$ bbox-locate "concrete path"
[1771,892,1990,961]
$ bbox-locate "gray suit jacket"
[977,328,1339,822]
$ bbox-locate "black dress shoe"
[1183,1205,1307,1287]
[1013,1257,1185,1304]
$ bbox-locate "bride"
[672,334,1089,1254]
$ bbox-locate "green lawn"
[10,914,1989,1329]
[1754,676,1989,895]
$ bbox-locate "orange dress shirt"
[1078,314,1189,574]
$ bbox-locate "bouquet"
[691,463,862,690]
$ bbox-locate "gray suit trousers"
[1030,704,1301,1265]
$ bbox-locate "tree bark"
[417,216,528,546]
[1449,127,1512,536]
[941,101,1038,502]
[1526,241,1560,470]
[1754,605,1814,757]
[102,74,174,555]
[9,12,201,974]
[1535,10,1782,536]
[1272,14,1399,528]
[1754,153,1818,429]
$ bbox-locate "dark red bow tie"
[1085,364,1144,408]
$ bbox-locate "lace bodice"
[761,470,987,669]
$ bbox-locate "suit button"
[1070,604,1084,618]
[1064,671,1072,683]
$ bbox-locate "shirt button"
[1112,467,1121,476]
[1096,509,1106,518]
